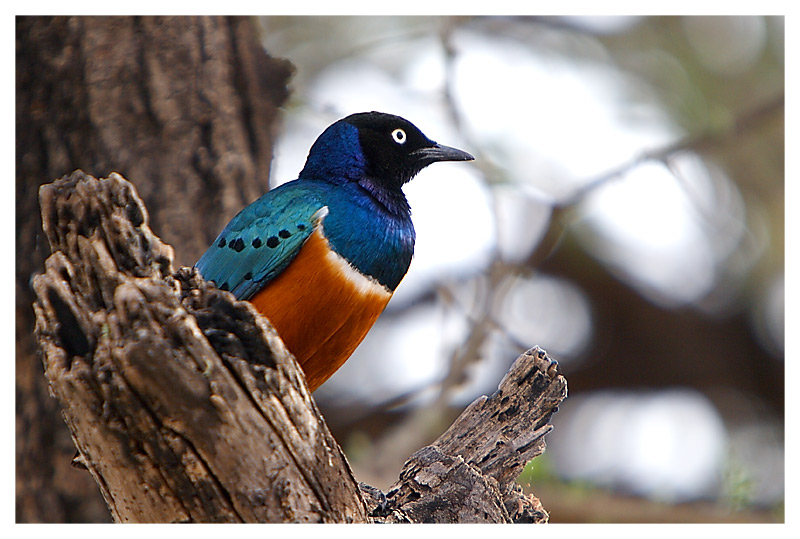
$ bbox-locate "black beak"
[412,143,474,166]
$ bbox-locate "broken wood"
[32,170,567,523]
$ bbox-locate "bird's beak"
[413,143,474,165]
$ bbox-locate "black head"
[343,111,474,188]
[299,111,473,217]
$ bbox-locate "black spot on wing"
[297,223,306,231]
[252,237,262,248]
[228,238,245,252]
[217,237,226,248]
[266,236,279,248]
[219,282,230,291]
[279,229,291,239]
[243,271,253,280]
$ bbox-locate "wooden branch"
[379,346,562,523]
[32,170,567,523]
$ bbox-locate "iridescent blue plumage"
[195,177,416,297]
[196,114,440,298]
[194,111,473,391]
[195,182,324,299]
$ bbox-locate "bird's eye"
[391,128,407,144]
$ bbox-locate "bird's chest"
[321,200,415,291]
[248,228,392,389]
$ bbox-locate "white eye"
[391,128,407,144]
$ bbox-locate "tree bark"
[32,171,567,523]
[16,16,292,521]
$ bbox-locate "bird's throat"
[357,177,411,219]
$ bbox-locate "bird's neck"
[356,176,411,220]
[299,160,410,219]
[298,122,412,219]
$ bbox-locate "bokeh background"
[15,15,785,523]
[257,15,784,522]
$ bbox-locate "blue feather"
[321,181,415,290]
[194,111,473,391]
[195,181,325,300]
[195,179,416,298]
[299,121,365,183]
[195,112,472,301]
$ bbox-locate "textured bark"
[33,171,566,523]
[16,16,292,521]
[378,347,560,523]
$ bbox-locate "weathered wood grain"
[32,171,566,523]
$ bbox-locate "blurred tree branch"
[564,93,785,206]
[426,20,783,441]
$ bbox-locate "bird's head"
[299,111,474,193]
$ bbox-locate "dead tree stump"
[32,170,567,523]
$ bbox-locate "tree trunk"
[16,15,292,522]
[32,171,566,523]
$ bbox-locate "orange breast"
[249,228,392,391]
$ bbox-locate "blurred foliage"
[259,15,784,521]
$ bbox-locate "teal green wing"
[195,181,327,301]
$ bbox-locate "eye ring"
[391,128,407,144]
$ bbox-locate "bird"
[195,111,474,391]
